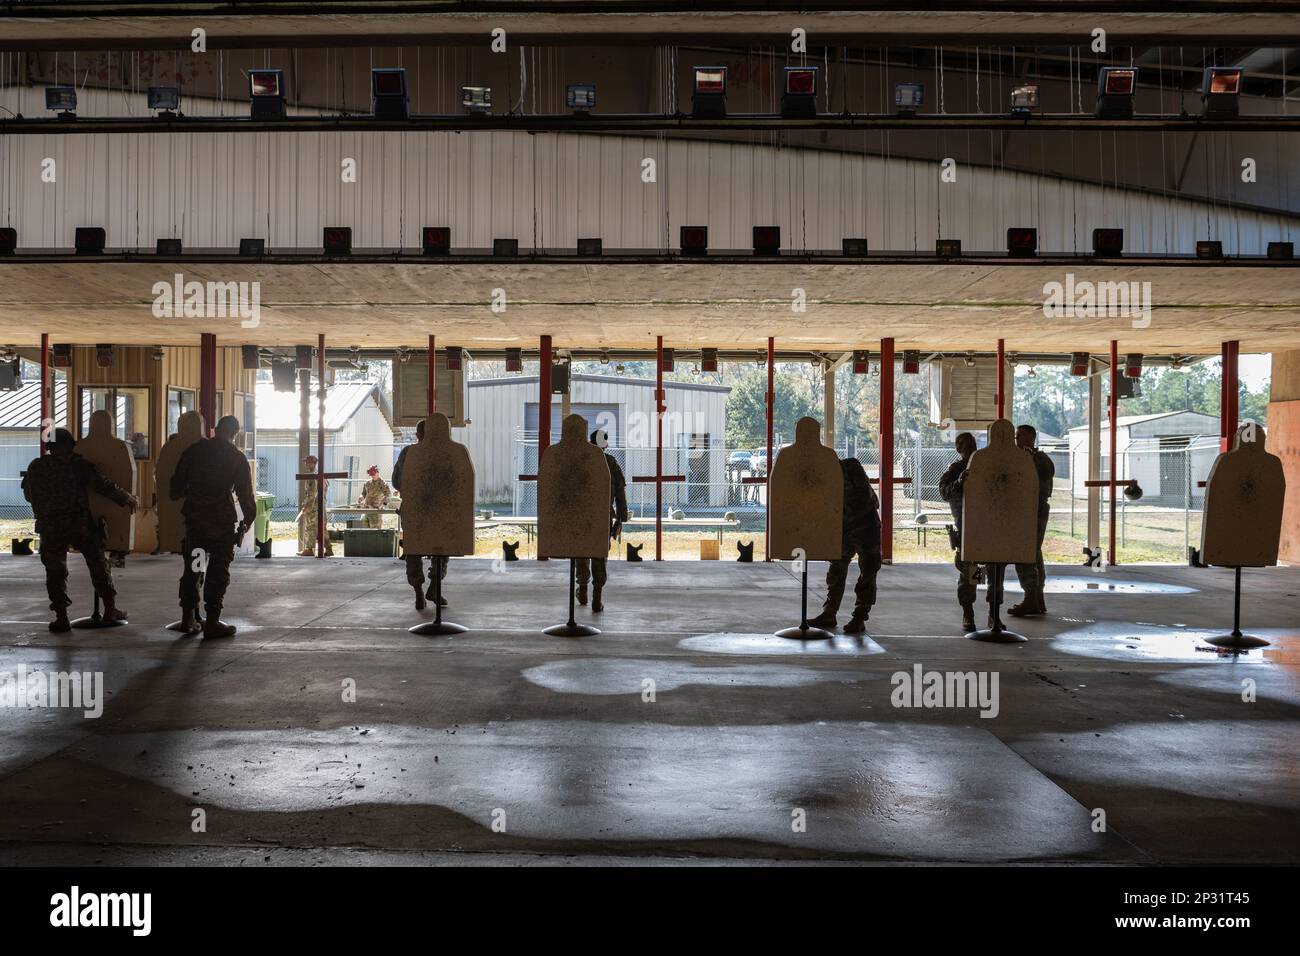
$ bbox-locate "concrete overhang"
[2,257,1297,353]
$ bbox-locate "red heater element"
[661,348,675,372]
[445,346,463,371]
[700,348,718,373]
[74,227,106,255]
[1124,353,1143,378]
[95,344,114,368]
[1070,352,1090,376]
[1092,228,1124,257]
[680,226,708,256]
[752,226,781,256]
[852,350,870,374]
[323,227,352,256]
[1007,227,1038,257]
[902,350,921,374]
[51,344,73,368]
[505,348,523,372]
[422,227,450,256]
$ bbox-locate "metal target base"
[164,619,202,634]
[1205,632,1269,650]
[544,622,601,638]
[409,620,469,636]
[775,624,834,641]
[69,615,126,629]
[966,627,1028,644]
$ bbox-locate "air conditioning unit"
[928,357,1010,430]
[393,350,470,427]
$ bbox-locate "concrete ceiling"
[4,4,1300,49]
[2,259,1297,354]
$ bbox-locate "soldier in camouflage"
[807,457,882,633]
[22,428,138,631]
[170,416,256,638]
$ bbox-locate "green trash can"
[254,492,275,559]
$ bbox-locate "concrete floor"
[0,553,1297,866]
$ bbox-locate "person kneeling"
[808,458,882,633]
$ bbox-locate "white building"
[463,373,731,512]
[254,381,395,515]
[1067,411,1221,504]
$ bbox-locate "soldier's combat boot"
[103,604,127,623]
[202,606,236,639]
[1007,600,1034,617]
[50,610,71,633]
[843,615,867,634]
[414,586,426,611]
[425,581,447,607]
[961,603,976,631]
[806,609,837,630]
[591,585,604,613]
[180,607,202,634]
[987,609,1005,632]
[577,583,588,606]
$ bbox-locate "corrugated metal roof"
[0,378,68,429]
[1067,410,1219,432]
[255,381,377,431]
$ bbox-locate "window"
[79,385,151,459]
[167,387,196,437]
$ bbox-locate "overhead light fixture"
[296,345,314,369]
[902,350,921,374]
[51,344,73,368]
[680,225,708,256]
[75,227,106,255]
[701,348,719,373]
[852,351,870,374]
[691,66,727,118]
[505,348,523,373]
[147,86,180,114]
[462,86,492,114]
[1096,67,1137,119]
[1010,84,1039,115]
[1266,241,1294,260]
[1201,67,1243,118]
[153,347,166,363]
[894,82,925,115]
[156,238,182,256]
[963,352,976,368]
[577,237,602,257]
[936,238,961,258]
[752,226,780,256]
[371,68,409,120]
[661,348,675,372]
[422,226,450,256]
[0,227,15,255]
[248,69,286,120]
[239,238,265,257]
[599,350,610,365]
[1007,227,1038,257]
[1070,352,1090,376]
[493,238,519,257]
[45,86,77,118]
[1092,228,1124,257]
[842,238,869,257]
[781,66,818,118]
[445,346,463,372]
[566,84,596,113]
[1124,353,1144,378]
[323,227,352,256]
[1196,240,1224,259]
[241,346,261,369]
[95,344,114,369]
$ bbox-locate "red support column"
[655,335,664,561]
[434,335,444,416]
[765,337,775,561]
[317,333,326,558]
[1221,340,1239,451]
[199,332,217,438]
[39,333,50,456]
[1108,339,1119,566]
[880,338,895,564]
[996,338,1006,419]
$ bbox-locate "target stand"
[409,563,467,636]
[1205,566,1270,650]
[544,558,600,638]
[966,562,1027,644]
[775,564,833,641]
[70,592,127,630]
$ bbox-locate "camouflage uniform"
[22,453,133,612]
[576,452,629,593]
[820,460,882,621]
[171,438,255,621]
[391,445,444,593]
[1013,448,1056,609]
[358,475,391,529]
[939,457,985,613]
[298,468,333,556]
